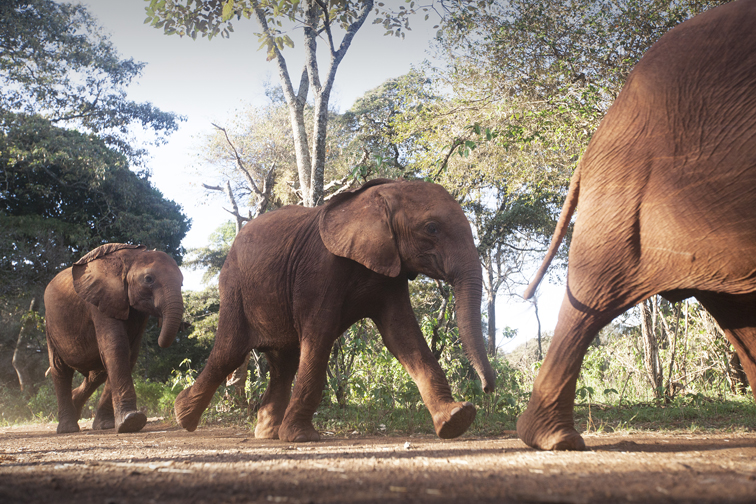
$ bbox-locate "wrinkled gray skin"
[44,244,184,434]
[518,0,756,451]
[174,179,496,442]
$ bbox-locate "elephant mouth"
[406,271,418,281]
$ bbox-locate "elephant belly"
[45,283,104,372]
[48,325,105,373]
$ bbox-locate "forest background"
[3,0,754,435]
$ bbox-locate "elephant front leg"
[255,348,300,439]
[95,321,146,433]
[696,293,756,403]
[374,305,476,439]
[91,379,116,430]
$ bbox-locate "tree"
[339,71,434,179]
[0,112,190,298]
[0,0,183,163]
[0,1,188,395]
[391,0,729,354]
[146,0,477,207]
[183,222,237,285]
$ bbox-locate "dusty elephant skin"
[518,0,756,451]
[44,243,184,434]
[175,178,496,442]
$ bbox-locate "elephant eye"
[425,222,439,235]
[144,274,155,285]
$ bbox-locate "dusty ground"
[1,419,755,504]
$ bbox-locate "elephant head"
[320,178,495,392]
[72,243,184,348]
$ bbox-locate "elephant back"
[75,243,145,265]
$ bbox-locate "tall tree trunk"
[254,0,373,208]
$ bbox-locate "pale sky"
[80,0,565,352]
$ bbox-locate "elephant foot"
[92,417,115,430]
[92,409,115,430]
[254,422,280,439]
[174,386,202,432]
[56,420,80,434]
[433,402,476,439]
[278,422,320,443]
[516,405,586,451]
[116,411,147,433]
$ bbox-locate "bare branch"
[432,138,464,181]
[211,122,263,196]
[323,148,371,201]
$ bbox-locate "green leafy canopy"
[1,0,184,163]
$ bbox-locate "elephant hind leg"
[174,342,252,432]
[175,352,246,432]
[46,338,81,434]
[517,287,635,451]
[175,294,255,432]
[278,335,341,443]
[254,348,300,439]
[72,370,107,421]
[696,293,756,398]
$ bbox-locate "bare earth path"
[1,419,755,503]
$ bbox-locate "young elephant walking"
[44,243,184,434]
[175,178,495,442]
[519,0,756,450]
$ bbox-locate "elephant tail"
[523,164,581,300]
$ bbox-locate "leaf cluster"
[145,0,452,45]
[1,0,183,163]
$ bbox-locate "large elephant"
[518,0,756,451]
[44,243,184,434]
[175,178,496,441]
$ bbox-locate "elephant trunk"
[451,265,496,393]
[157,291,184,349]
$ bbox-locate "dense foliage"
[0,1,188,399]
[0,0,182,161]
[0,113,189,297]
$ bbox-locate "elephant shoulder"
[44,267,86,313]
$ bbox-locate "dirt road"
[1,419,755,503]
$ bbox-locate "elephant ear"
[72,244,145,320]
[319,180,402,277]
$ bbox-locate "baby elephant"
[44,243,184,434]
[174,178,495,442]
